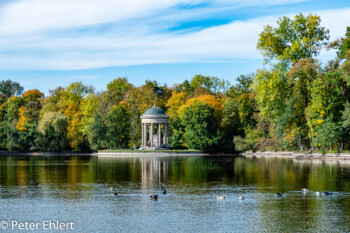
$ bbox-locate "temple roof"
[143,107,167,116]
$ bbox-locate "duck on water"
[275,192,284,198]
[217,194,226,200]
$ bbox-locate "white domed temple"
[140,106,170,149]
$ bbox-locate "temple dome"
[143,107,166,116]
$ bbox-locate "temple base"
[139,145,171,151]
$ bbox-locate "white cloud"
[0,1,349,70]
[0,0,184,35]
[0,16,275,70]
[0,0,305,36]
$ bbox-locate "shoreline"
[0,151,212,157]
[242,151,350,160]
[97,152,211,157]
[1,151,350,160]
[0,152,96,157]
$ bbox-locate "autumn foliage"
[0,14,350,153]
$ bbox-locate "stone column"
[150,123,153,147]
[141,123,144,146]
[157,123,161,147]
[143,123,147,147]
[163,123,166,145]
[164,123,168,145]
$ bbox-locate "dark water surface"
[1,156,350,232]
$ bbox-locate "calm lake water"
[1,155,350,232]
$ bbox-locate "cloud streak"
[0,0,349,71]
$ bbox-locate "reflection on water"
[1,156,350,232]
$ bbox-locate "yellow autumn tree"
[16,106,27,131]
[166,91,187,118]
[179,94,223,121]
[16,89,43,132]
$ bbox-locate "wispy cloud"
[0,0,348,71]
[0,0,305,35]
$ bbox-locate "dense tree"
[343,50,350,85]
[181,101,220,152]
[88,113,107,150]
[125,85,158,147]
[253,63,290,126]
[36,112,69,151]
[224,75,257,151]
[166,92,187,148]
[106,104,130,149]
[190,75,230,94]
[313,116,342,152]
[0,14,350,154]
[174,80,194,95]
[80,93,99,137]
[0,80,24,101]
[328,26,350,59]
[342,102,350,147]
[257,13,329,64]
[61,82,95,151]
[15,89,44,151]
[105,77,133,106]
[2,96,23,151]
[144,80,171,109]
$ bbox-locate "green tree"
[2,96,23,151]
[144,80,172,109]
[181,101,220,152]
[190,74,230,94]
[226,74,253,97]
[223,74,256,151]
[80,93,99,137]
[174,80,194,95]
[166,92,187,148]
[105,77,133,106]
[88,113,107,150]
[328,26,350,59]
[0,80,24,101]
[16,90,44,151]
[125,85,158,147]
[257,13,329,64]
[36,112,69,151]
[106,104,130,149]
[306,61,347,150]
[62,82,95,151]
[313,116,342,151]
[342,50,350,85]
[253,63,290,126]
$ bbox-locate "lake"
[1,155,350,232]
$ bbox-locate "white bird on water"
[217,194,226,200]
[238,196,244,200]
[302,188,309,193]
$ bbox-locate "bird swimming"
[110,187,116,191]
[275,192,284,198]
[150,195,158,201]
[160,182,167,195]
[324,192,333,196]
[217,194,226,200]
[302,188,309,193]
[315,191,320,195]
[114,192,118,196]
[238,196,244,200]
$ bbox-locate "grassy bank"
[98,149,203,153]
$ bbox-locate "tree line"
[1,13,350,153]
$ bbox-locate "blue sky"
[0,0,350,95]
